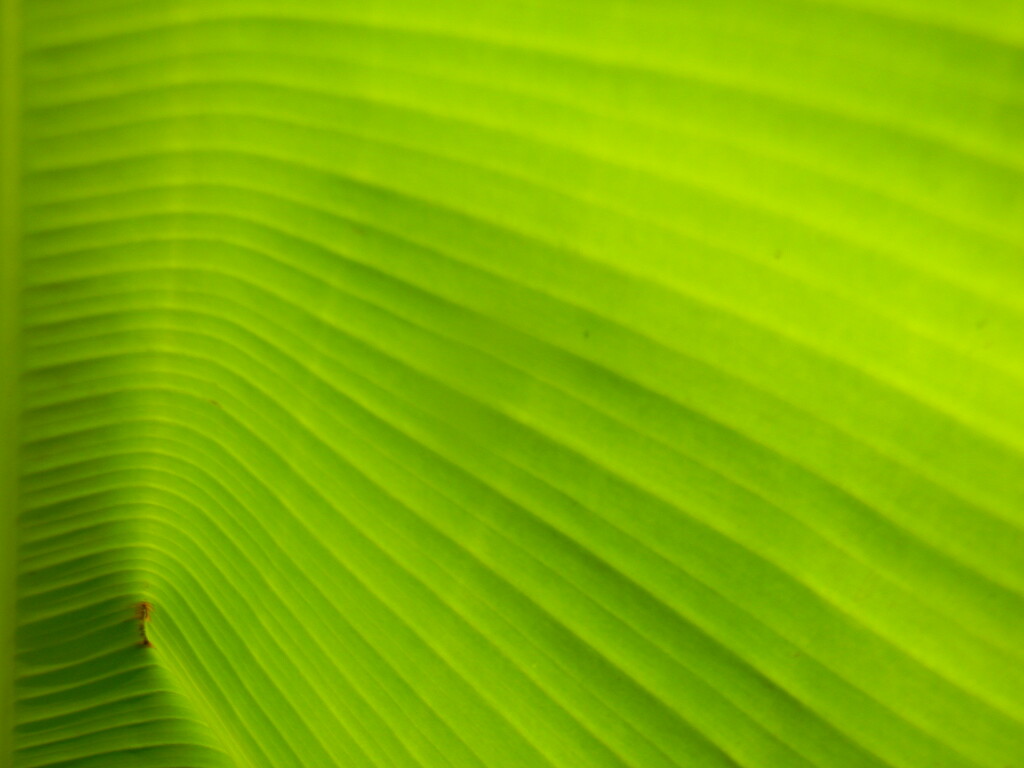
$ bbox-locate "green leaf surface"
[3,1,1023,767]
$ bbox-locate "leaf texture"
[4,1,1024,767]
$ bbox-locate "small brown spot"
[136,602,153,648]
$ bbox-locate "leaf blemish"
[136,602,153,648]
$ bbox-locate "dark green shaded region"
[12,459,231,767]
